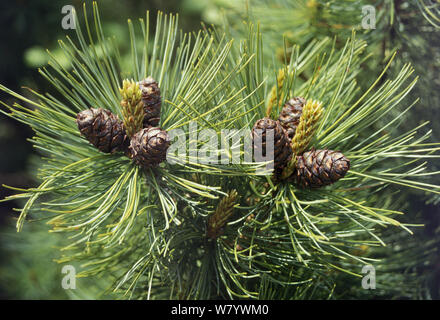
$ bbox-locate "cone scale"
[294,148,350,188]
[278,96,306,141]
[129,127,171,168]
[252,117,292,175]
[76,108,128,154]
[138,77,161,128]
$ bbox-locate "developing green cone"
[294,148,350,188]
[119,79,144,137]
[129,127,170,167]
[207,190,238,239]
[76,108,128,154]
[281,99,323,180]
[138,77,161,128]
[278,97,306,141]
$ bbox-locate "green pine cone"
[294,148,350,188]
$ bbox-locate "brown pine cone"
[138,77,161,128]
[278,97,306,141]
[252,117,292,173]
[294,148,350,188]
[76,108,128,154]
[129,127,170,167]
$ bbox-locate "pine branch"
[119,79,144,137]
[1,1,440,300]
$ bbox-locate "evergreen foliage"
[1,1,439,299]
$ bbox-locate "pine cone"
[294,149,350,188]
[138,77,161,128]
[129,127,170,167]
[206,190,238,239]
[252,117,292,173]
[76,108,128,154]
[278,97,306,141]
